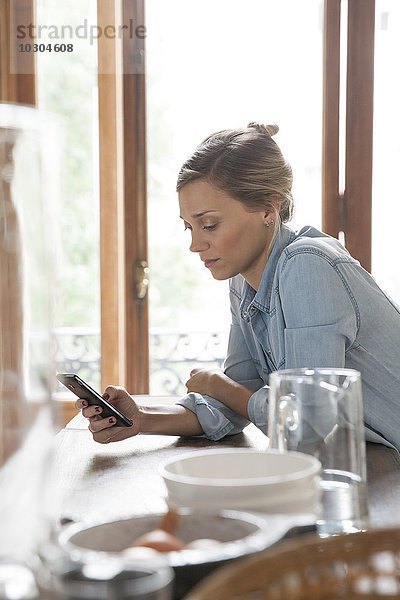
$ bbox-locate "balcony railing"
[53,327,227,396]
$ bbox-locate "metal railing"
[52,327,227,396]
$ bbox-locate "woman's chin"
[209,268,237,281]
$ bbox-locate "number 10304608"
[18,43,74,53]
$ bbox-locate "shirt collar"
[241,224,296,313]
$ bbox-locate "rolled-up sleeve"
[176,392,250,441]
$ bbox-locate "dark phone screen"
[56,374,133,427]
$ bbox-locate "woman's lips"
[204,259,219,268]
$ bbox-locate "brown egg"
[157,508,181,534]
[128,509,185,553]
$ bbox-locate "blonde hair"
[176,122,294,227]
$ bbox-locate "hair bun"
[247,122,279,137]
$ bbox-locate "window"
[146,0,324,394]
[2,0,389,401]
[372,0,400,303]
[35,0,101,389]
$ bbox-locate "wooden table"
[43,397,400,600]
[53,396,400,529]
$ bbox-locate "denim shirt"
[177,225,400,451]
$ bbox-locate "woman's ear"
[263,195,281,224]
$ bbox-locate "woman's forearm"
[210,373,253,419]
[139,404,204,436]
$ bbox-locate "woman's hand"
[185,367,229,398]
[185,367,218,397]
[75,385,142,444]
[185,366,253,419]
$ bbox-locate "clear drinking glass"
[268,368,369,535]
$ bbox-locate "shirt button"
[268,350,272,354]
[243,311,248,318]
[250,306,256,312]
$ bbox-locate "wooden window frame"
[97,0,149,393]
[1,0,149,395]
[0,0,36,104]
[323,0,375,272]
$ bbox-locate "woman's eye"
[183,223,217,232]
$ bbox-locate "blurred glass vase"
[0,103,59,572]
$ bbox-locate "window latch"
[135,260,149,300]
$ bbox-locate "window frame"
[97,0,149,393]
[322,0,375,272]
[0,0,36,105]
[2,0,377,394]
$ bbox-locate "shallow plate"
[61,509,290,567]
[60,509,300,599]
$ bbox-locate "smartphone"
[56,373,133,427]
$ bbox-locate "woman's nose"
[189,231,209,253]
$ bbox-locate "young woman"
[76,123,400,451]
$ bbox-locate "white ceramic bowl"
[160,449,321,514]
